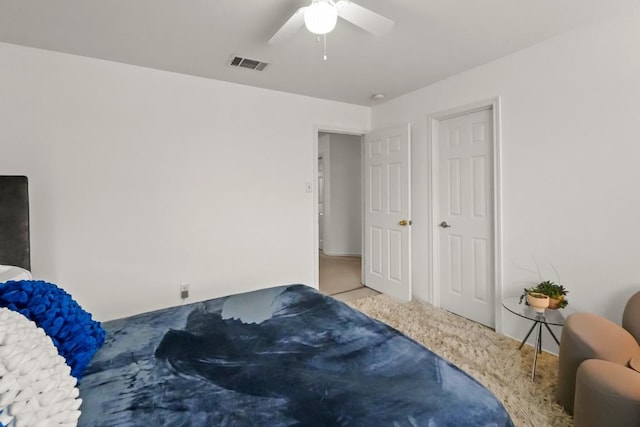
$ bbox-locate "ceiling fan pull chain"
[323,33,328,60]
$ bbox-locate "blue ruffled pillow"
[0,280,105,380]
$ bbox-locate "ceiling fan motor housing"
[304,0,338,35]
[268,0,393,45]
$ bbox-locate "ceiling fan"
[269,0,394,44]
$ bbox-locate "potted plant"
[520,280,569,309]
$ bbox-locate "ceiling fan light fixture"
[304,0,338,35]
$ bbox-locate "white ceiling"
[0,0,635,105]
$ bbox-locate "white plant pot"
[527,292,550,313]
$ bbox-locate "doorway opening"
[316,132,376,301]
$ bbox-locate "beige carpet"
[348,294,574,427]
[331,286,380,303]
[319,252,362,296]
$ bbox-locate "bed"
[0,176,513,426]
[0,175,30,271]
[76,284,512,426]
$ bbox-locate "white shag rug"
[348,294,573,427]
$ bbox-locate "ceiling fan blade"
[268,7,306,44]
[335,0,393,36]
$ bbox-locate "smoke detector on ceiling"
[229,55,269,71]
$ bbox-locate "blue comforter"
[78,285,513,426]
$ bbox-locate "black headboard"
[0,176,31,270]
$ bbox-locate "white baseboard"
[321,250,361,257]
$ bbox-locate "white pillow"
[0,308,81,427]
[0,265,32,283]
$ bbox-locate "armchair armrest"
[623,290,640,344]
[556,312,640,414]
[574,359,640,426]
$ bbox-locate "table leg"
[531,322,543,380]
[519,320,539,350]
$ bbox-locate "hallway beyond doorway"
[319,251,379,302]
[319,251,362,295]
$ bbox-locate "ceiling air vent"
[229,56,269,71]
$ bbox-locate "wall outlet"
[180,284,190,300]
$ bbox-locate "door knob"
[399,220,411,226]
[439,221,451,228]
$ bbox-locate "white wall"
[0,42,370,321]
[371,6,640,349]
[321,133,362,256]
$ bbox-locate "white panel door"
[364,125,411,300]
[439,109,494,327]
